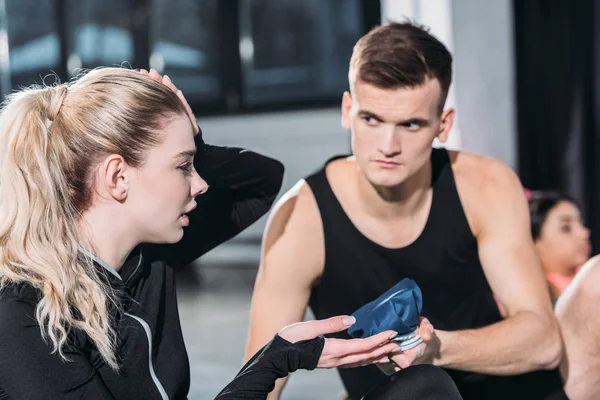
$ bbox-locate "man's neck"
[354,160,432,220]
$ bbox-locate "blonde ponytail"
[0,68,185,368]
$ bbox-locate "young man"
[245,22,564,400]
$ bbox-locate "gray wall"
[381,0,517,167]
[199,108,349,257]
[451,0,516,167]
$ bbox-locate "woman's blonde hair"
[0,67,186,368]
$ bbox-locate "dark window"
[149,0,221,104]
[1,0,380,114]
[65,0,134,71]
[5,0,61,88]
[239,0,364,107]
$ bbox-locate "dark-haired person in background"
[244,21,565,400]
[524,192,600,399]
[527,191,592,303]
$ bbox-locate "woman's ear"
[98,154,130,201]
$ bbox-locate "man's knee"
[363,365,462,400]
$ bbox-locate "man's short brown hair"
[349,21,453,111]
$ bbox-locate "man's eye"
[362,116,379,125]
[404,122,421,131]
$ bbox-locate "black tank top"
[305,148,565,400]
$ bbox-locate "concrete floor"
[175,242,346,400]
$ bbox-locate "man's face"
[341,79,454,188]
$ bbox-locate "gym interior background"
[0,0,597,398]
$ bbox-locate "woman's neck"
[80,207,139,272]
[542,261,578,279]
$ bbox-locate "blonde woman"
[0,68,408,400]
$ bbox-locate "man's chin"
[367,174,407,189]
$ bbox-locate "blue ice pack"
[347,278,423,339]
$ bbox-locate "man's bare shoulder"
[325,156,356,176]
[274,179,322,222]
[450,150,521,197]
[448,150,526,234]
[263,179,324,252]
[450,149,517,184]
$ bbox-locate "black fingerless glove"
[215,334,325,399]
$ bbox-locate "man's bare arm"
[244,180,325,399]
[436,159,561,374]
[391,158,562,374]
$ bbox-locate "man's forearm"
[433,311,561,374]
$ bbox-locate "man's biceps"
[478,245,521,286]
[477,236,505,263]
[478,225,529,260]
[255,268,310,302]
[477,191,530,233]
[486,261,543,305]
[264,244,317,279]
[496,290,542,315]
[250,291,308,333]
[260,257,306,284]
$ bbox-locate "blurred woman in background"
[527,190,592,303]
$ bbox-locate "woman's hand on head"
[278,316,399,369]
[139,68,199,135]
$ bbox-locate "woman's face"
[126,113,208,243]
[535,201,591,273]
